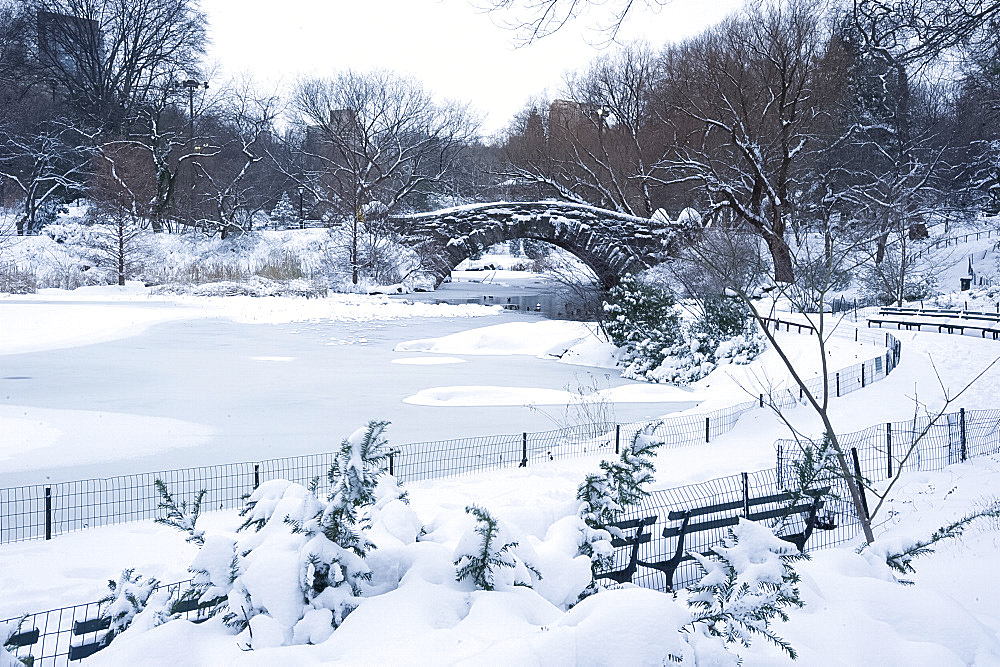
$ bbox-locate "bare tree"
[26,0,208,131]
[193,77,284,238]
[482,0,669,43]
[501,43,665,216]
[652,0,827,284]
[0,118,92,235]
[291,69,479,284]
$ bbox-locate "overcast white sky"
[199,0,743,137]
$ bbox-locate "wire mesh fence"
[2,579,215,667]
[0,329,901,545]
[596,467,865,593]
[777,409,1000,485]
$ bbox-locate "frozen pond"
[0,310,698,487]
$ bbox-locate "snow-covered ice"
[2,282,1000,665]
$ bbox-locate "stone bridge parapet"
[392,201,678,288]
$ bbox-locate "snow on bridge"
[392,201,679,288]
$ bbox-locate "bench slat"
[664,514,740,538]
[5,628,39,648]
[73,617,111,635]
[68,641,106,661]
[748,501,823,524]
[667,488,823,521]
[610,532,653,548]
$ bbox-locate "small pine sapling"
[318,420,392,556]
[574,424,664,597]
[773,432,840,537]
[574,472,621,601]
[1,617,29,667]
[576,473,621,569]
[99,569,161,643]
[153,479,207,545]
[600,425,665,507]
[270,192,296,226]
[685,520,807,659]
[872,500,1000,585]
[454,505,540,591]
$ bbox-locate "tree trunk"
[765,233,796,284]
[118,219,126,286]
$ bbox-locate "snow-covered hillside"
[3,214,1000,665]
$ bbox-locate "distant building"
[548,99,606,143]
[36,10,103,80]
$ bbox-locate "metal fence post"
[742,472,750,517]
[44,486,52,540]
[615,424,621,455]
[389,451,395,477]
[836,372,840,397]
[960,408,967,462]
[861,364,866,388]
[886,423,892,479]
[759,393,764,408]
[705,417,710,443]
[851,447,871,520]
[776,442,783,488]
[253,464,260,490]
[519,433,528,467]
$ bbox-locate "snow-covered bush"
[153,480,206,545]
[602,275,682,378]
[99,569,162,643]
[604,280,765,385]
[454,504,540,591]
[685,519,807,659]
[176,420,408,649]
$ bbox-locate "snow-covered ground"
[0,287,721,487]
[2,279,1000,664]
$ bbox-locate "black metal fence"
[603,467,864,592]
[6,406,996,666]
[778,408,1000,484]
[0,328,901,545]
[602,407,1000,595]
[914,228,997,257]
[1,579,214,667]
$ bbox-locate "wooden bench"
[3,594,226,663]
[868,316,1000,339]
[596,487,832,592]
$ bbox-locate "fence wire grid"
[1,329,900,545]
[2,579,207,667]
[778,409,1000,484]
[598,467,864,592]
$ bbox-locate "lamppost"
[175,79,209,139]
[297,185,305,229]
[172,79,209,228]
[595,106,609,148]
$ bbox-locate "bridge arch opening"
[449,240,604,320]
[399,202,668,291]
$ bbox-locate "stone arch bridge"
[392,202,677,289]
